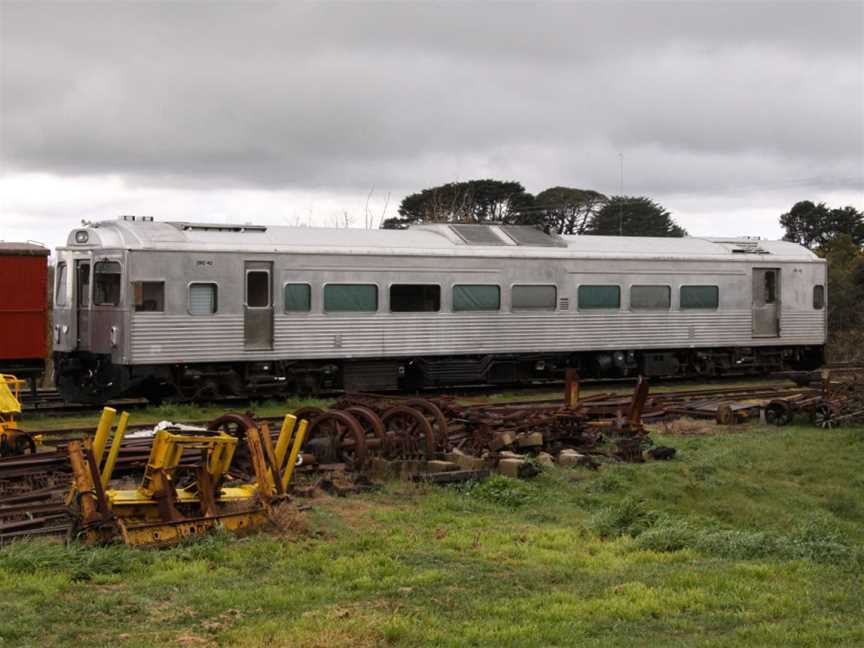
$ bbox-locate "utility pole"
[618,152,624,236]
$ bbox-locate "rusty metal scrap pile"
[3,371,862,544]
[286,375,658,478]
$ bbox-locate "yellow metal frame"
[0,374,41,455]
[68,410,309,547]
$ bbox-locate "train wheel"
[207,413,258,436]
[305,411,368,470]
[764,402,791,427]
[343,406,390,458]
[812,405,834,430]
[381,406,436,461]
[293,406,325,427]
[403,399,450,451]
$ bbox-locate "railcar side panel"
[0,247,49,386]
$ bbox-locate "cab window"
[94,261,122,306]
[55,262,67,307]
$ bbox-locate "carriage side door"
[244,260,273,350]
[752,268,780,337]
[75,259,91,350]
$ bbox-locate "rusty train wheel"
[207,413,258,436]
[343,405,390,457]
[305,411,368,470]
[293,406,325,426]
[404,399,450,451]
[381,406,436,461]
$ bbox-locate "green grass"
[2,425,863,647]
[26,397,334,432]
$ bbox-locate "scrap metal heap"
[281,371,658,479]
[5,369,861,545]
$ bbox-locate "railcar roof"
[0,242,50,256]
[60,217,820,261]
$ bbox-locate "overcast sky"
[1,1,862,253]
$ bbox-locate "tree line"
[382,179,686,237]
[779,200,864,361]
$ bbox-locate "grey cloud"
[1,1,862,199]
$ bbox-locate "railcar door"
[752,268,780,337]
[75,260,91,350]
[244,261,273,350]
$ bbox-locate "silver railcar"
[52,217,826,402]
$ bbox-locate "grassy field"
[2,423,862,647]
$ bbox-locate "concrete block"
[490,431,516,451]
[497,458,526,478]
[517,432,544,448]
[536,452,555,468]
[423,460,460,473]
[557,451,588,468]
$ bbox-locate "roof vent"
[500,225,567,247]
[707,238,770,255]
[449,224,508,246]
[729,241,769,254]
[168,222,268,233]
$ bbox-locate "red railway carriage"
[0,242,50,392]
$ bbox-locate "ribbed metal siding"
[130,309,825,365]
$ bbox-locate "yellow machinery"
[67,409,308,547]
[0,374,41,457]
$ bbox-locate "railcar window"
[189,283,218,315]
[247,271,270,308]
[512,285,557,310]
[55,263,67,307]
[813,285,825,310]
[77,263,90,307]
[324,284,378,312]
[390,284,441,312]
[631,285,671,310]
[284,283,311,312]
[133,282,165,312]
[578,285,620,309]
[453,285,500,311]
[764,272,777,304]
[680,285,719,309]
[94,261,122,306]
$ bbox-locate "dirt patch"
[269,502,310,538]
[652,417,746,436]
[308,493,398,530]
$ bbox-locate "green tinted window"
[453,285,500,311]
[324,284,378,312]
[578,285,620,309]
[680,285,719,309]
[284,283,311,312]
